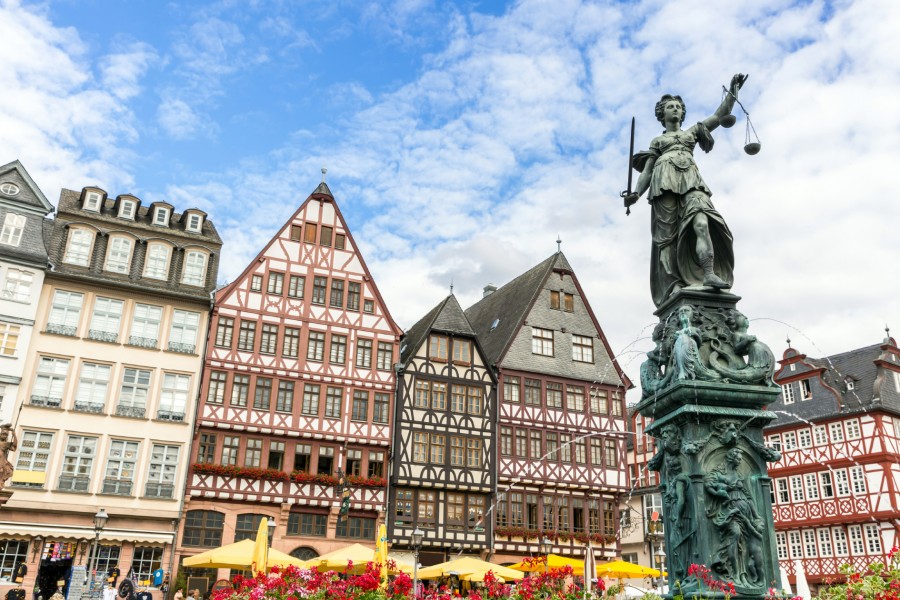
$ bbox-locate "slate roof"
[464,252,569,365]
[400,294,476,365]
[0,160,53,214]
[0,160,53,268]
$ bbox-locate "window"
[334,233,346,249]
[547,382,562,408]
[117,368,151,417]
[833,527,849,556]
[788,531,803,558]
[58,435,97,491]
[550,290,560,309]
[546,432,558,460]
[244,439,262,467]
[268,441,285,470]
[500,427,512,456]
[260,324,278,355]
[864,524,883,554]
[850,466,867,494]
[814,425,828,445]
[317,446,334,474]
[254,377,272,410]
[206,371,226,405]
[283,327,300,358]
[820,471,834,498]
[355,339,372,368]
[776,478,789,504]
[215,317,234,347]
[288,275,304,298]
[429,335,448,361]
[15,430,53,480]
[819,528,833,557]
[365,451,384,478]
[566,385,585,411]
[0,182,19,196]
[152,206,169,225]
[515,429,527,457]
[610,391,623,416]
[307,331,325,361]
[846,419,861,439]
[452,339,471,364]
[118,200,136,220]
[186,213,203,232]
[290,224,302,241]
[803,529,818,557]
[238,320,257,351]
[798,429,812,448]
[325,387,342,419]
[130,304,162,348]
[532,327,554,355]
[267,272,284,295]
[169,310,200,353]
[800,379,812,400]
[131,547,163,583]
[363,299,374,313]
[31,356,69,407]
[221,436,240,465]
[336,516,375,540]
[572,335,594,363]
[231,374,250,407]
[48,290,83,336]
[158,373,190,421]
[182,251,208,286]
[373,393,389,424]
[0,213,26,246]
[319,225,333,246]
[63,229,93,266]
[351,390,368,421]
[251,275,262,292]
[105,237,133,273]
[103,440,138,495]
[0,323,19,356]
[302,384,320,415]
[559,433,572,462]
[312,277,327,304]
[790,476,804,502]
[467,386,482,415]
[848,525,865,555]
[277,381,294,412]
[782,383,795,404]
[418,490,436,527]
[329,279,344,307]
[3,269,33,301]
[74,362,111,413]
[529,430,542,458]
[805,473,819,500]
[182,510,225,547]
[329,334,347,364]
[504,377,520,403]
[783,432,797,450]
[835,469,851,496]
[198,434,216,463]
[143,244,171,280]
[347,282,360,311]
[829,422,845,442]
[88,297,123,342]
[523,379,541,406]
[564,293,574,311]
[346,448,362,476]
[604,439,618,466]
[377,342,393,371]
[467,439,482,467]
[287,512,327,536]
[294,444,311,472]
[449,437,465,467]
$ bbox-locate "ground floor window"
[132,546,163,584]
[0,540,26,582]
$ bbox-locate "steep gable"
[0,160,53,215]
[400,294,476,365]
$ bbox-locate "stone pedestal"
[636,289,782,598]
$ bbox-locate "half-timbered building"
[178,180,401,587]
[464,252,632,563]
[389,295,497,564]
[764,333,900,592]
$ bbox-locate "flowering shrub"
[193,464,290,481]
[673,564,736,600]
[291,471,387,488]
[818,546,900,600]
[492,528,615,545]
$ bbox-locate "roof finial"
[786,334,791,348]
[321,167,327,183]
[556,235,562,253]
[886,324,891,340]
[450,279,454,295]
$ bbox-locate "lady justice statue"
[623,73,748,307]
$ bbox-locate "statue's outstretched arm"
[702,73,747,131]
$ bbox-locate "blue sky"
[3,0,899,390]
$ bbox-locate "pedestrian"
[173,589,183,600]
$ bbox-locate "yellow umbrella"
[509,554,585,575]
[376,524,389,590]
[416,557,524,581]
[183,539,306,570]
[251,519,269,574]
[304,543,413,574]
[594,560,660,579]
[460,571,506,583]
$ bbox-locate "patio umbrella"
[376,524,389,590]
[460,571,505,583]
[183,539,306,570]
[509,554,585,575]
[416,557,524,581]
[584,543,597,596]
[303,543,413,574]
[794,560,810,600]
[594,560,660,579]
[251,519,268,574]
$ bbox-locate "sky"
[2,0,899,395]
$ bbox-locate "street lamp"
[539,537,553,574]
[87,509,109,597]
[412,528,424,600]
[655,545,666,591]
[265,518,276,573]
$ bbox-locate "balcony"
[88,329,119,343]
[144,483,174,498]
[73,401,105,414]
[57,475,90,492]
[167,341,196,354]
[128,336,158,349]
[116,405,146,418]
[30,395,62,408]
[157,410,185,422]
[102,478,133,495]
[46,323,77,337]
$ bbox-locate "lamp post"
[265,518,276,574]
[411,528,423,600]
[655,545,666,591]
[87,509,109,599]
[539,537,553,574]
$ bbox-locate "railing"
[73,401,105,414]
[167,341,196,354]
[116,405,146,418]
[46,323,77,336]
[30,395,62,408]
[88,329,119,343]
[128,335,158,349]
[102,478,133,495]
[144,483,175,498]
[57,475,90,492]
[157,409,185,422]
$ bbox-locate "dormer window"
[182,250,208,287]
[185,212,203,233]
[84,192,102,212]
[119,200,136,220]
[63,228,94,266]
[153,206,170,226]
[105,236,134,274]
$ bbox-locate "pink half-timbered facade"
[765,335,900,591]
[464,252,632,563]
[177,181,401,581]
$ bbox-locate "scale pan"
[744,142,761,155]
[719,114,736,128]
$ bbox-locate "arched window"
[105,236,133,273]
[182,510,224,547]
[289,547,318,561]
[144,243,171,280]
[182,250,208,287]
[63,228,94,266]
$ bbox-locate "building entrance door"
[36,541,78,600]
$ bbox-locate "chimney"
[483,284,497,298]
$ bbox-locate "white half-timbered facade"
[465,252,632,563]
[389,295,497,559]
[179,180,401,575]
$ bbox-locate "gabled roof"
[400,295,476,365]
[464,253,562,365]
[0,160,53,214]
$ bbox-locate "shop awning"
[0,522,174,544]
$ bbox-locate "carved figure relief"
[663,453,696,581]
[0,424,17,489]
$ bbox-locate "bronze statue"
[664,453,695,581]
[623,74,747,307]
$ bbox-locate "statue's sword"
[620,116,635,215]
